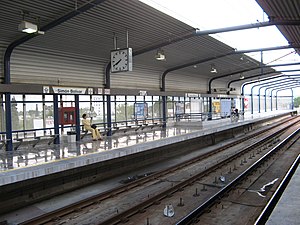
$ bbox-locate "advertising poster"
[134,103,148,119]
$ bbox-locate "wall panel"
[10,45,106,87]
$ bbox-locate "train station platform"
[0,110,295,187]
[0,110,298,224]
[266,163,300,225]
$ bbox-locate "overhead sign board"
[213,88,236,93]
[185,93,199,98]
[52,86,86,94]
[139,90,147,96]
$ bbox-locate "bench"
[13,131,37,150]
[80,130,88,139]
[0,139,10,150]
[141,123,149,130]
[112,123,133,134]
[14,134,59,150]
[81,126,112,139]
[139,123,157,131]
[38,134,59,145]
[134,124,143,132]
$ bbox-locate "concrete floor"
[0,110,293,186]
[266,164,300,225]
[0,110,296,224]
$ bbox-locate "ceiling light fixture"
[18,21,38,33]
[155,49,166,61]
[18,10,44,34]
[240,73,245,79]
[210,64,217,73]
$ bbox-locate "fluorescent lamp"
[18,21,38,33]
[210,64,217,73]
[155,49,166,61]
[210,68,217,73]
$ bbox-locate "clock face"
[111,48,132,73]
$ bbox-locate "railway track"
[17,116,300,225]
[177,126,300,225]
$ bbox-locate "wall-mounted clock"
[111,48,132,73]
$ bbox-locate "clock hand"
[114,59,122,66]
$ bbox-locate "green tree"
[11,97,20,130]
[294,97,300,107]
[126,105,134,120]
[152,100,162,118]
[116,104,126,121]
[45,105,53,118]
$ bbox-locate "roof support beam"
[161,45,299,92]
[248,79,300,114]
[272,85,299,110]
[272,86,298,97]
[226,62,300,91]
[272,87,296,110]
[272,86,297,98]
[106,19,300,123]
[4,0,108,84]
[260,80,300,112]
[209,60,300,95]
[236,72,300,112]
[240,74,300,95]
[3,0,108,151]
[160,53,231,91]
[251,79,299,113]
[195,20,300,36]
[265,84,296,112]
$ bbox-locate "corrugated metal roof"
[256,0,300,54]
[25,0,195,59]
[0,0,277,90]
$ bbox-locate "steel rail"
[176,127,300,225]
[98,117,299,225]
[19,117,299,225]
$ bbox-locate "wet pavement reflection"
[0,110,292,172]
[0,127,199,171]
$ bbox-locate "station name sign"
[43,86,111,95]
[52,86,86,94]
[185,93,200,98]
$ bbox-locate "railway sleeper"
[120,217,129,223]
[138,208,146,213]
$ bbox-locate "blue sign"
[135,103,148,119]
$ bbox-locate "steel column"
[231,70,300,111]
[3,0,108,149]
[264,82,299,112]
[270,86,299,111]
[258,80,300,112]
[4,0,108,84]
[259,50,263,113]
[232,68,300,94]
[4,93,12,151]
[75,95,80,141]
[162,96,167,127]
[53,94,60,144]
[251,79,298,113]
[105,64,112,136]
[272,86,300,110]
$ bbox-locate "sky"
[140,0,300,96]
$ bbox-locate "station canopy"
[2,0,299,90]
